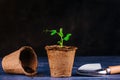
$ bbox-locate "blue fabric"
[0,56,120,80]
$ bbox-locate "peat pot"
[2,46,38,76]
[45,45,77,77]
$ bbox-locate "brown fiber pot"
[2,46,38,76]
[45,45,77,77]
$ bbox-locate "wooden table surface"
[0,56,120,80]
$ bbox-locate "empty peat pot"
[2,46,38,76]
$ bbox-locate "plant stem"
[57,33,63,47]
[60,36,63,47]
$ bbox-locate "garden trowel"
[76,63,120,76]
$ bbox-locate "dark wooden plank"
[0,56,120,80]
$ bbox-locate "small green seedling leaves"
[58,28,64,37]
[46,28,72,47]
[57,41,62,46]
[50,30,57,36]
[63,33,72,41]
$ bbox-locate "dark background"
[0,0,120,57]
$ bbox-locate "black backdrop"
[0,0,120,57]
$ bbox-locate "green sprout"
[46,28,72,47]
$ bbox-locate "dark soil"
[45,45,77,51]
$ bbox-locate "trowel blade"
[78,63,102,71]
[77,63,104,76]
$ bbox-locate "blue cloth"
[0,56,120,80]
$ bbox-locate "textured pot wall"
[0,0,120,57]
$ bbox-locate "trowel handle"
[109,65,120,74]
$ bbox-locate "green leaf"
[58,28,63,37]
[50,30,57,35]
[57,41,61,45]
[63,33,72,41]
[46,28,72,47]
[57,41,60,43]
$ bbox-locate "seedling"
[46,28,72,47]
